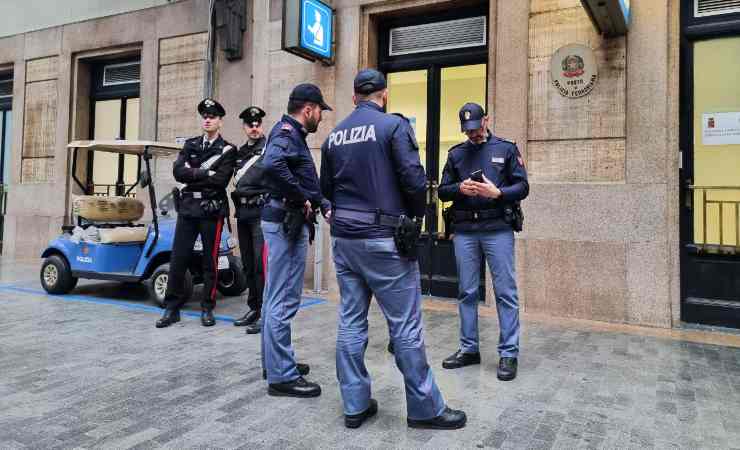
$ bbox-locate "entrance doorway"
[88,59,141,197]
[680,4,740,327]
[380,8,488,297]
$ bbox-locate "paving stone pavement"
[0,261,739,449]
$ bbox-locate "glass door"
[387,63,487,297]
[90,97,140,197]
[681,36,740,325]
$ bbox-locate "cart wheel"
[217,254,247,297]
[40,255,78,295]
[148,264,193,308]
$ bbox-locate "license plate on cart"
[218,256,229,270]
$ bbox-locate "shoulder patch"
[281,123,294,131]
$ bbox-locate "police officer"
[260,83,331,397]
[231,106,268,335]
[321,69,467,430]
[438,103,529,381]
[156,99,237,328]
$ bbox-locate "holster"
[172,187,181,213]
[394,215,421,260]
[282,208,305,242]
[504,202,524,232]
[442,206,455,240]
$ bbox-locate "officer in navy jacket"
[259,83,331,398]
[231,106,269,333]
[320,69,467,430]
[156,99,237,329]
[437,102,529,381]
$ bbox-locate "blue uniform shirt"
[438,132,529,232]
[320,101,426,239]
[261,114,328,220]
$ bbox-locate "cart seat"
[73,195,145,222]
[98,226,149,244]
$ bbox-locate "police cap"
[198,98,226,117]
[459,102,485,132]
[239,106,266,126]
[289,83,332,111]
[354,69,387,95]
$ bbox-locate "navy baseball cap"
[459,103,486,131]
[289,83,332,111]
[354,69,387,94]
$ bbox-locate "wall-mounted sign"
[702,112,740,146]
[282,0,334,65]
[580,0,630,37]
[550,44,598,99]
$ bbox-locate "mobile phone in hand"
[470,169,484,182]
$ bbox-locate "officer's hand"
[474,175,502,199]
[460,179,478,197]
[304,200,312,219]
[323,209,332,221]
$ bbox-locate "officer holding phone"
[438,103,529,381]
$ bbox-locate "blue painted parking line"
[0,284,326,323]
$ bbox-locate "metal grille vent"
[102,61,141,86]
[389,16,487,57]
[0,79,12,98]
[696,0,740,17]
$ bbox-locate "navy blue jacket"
[438,132,529,232]
[320,101,426,239]
[261,114,328,221]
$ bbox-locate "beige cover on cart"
[73,196,145,222]
[98,226,149,244]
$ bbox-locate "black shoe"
[387,341,394,355]
[345,399,378,429]
[233,310,259,327]
[407,407,467,430]
[201,310,216,327]
[263,363,310,380]
[442,350,481,369]
[155,309,180,328]
[245,318,262,334]
[268,376,321,398]
[497,357,518,381]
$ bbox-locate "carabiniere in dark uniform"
[156,98,237,329]
[231,106,269,334]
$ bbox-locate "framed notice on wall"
[702,112,740,145]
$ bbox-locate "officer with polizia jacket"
[156,99,237,329]
[320,69,467,430]
[438,102,529,381]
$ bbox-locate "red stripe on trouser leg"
[262,242,268,281]
[210,217,224,301]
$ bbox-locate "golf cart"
[40,140,247,306]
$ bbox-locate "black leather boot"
[407,407,467,430]
[497,357,518,381]
[442,350,481,369]
[268,376,321,398]
[345,399,378,429]
[201,310,216,327]
[156,309,180,328]
[245,318,262,334]
[233,310,259,327]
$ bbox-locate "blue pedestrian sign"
[282,0,334,64]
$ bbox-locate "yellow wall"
[693,37,740,246]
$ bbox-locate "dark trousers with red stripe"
[164,215,224,311]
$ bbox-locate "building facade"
[0,0,737,329]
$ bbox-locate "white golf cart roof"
[67,140,182,157]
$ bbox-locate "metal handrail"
[688,185,740,252]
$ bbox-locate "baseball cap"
[289,83,332,111]
[459,103,486,132]
[354,69,387,95]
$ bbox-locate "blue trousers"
[453,229,520,357]
[332,237,446,420]
[260,220,309,384]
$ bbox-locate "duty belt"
[453,208,503,223]
[236,193,266,207]
[181,191,204,199]
[333,208,401,227]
